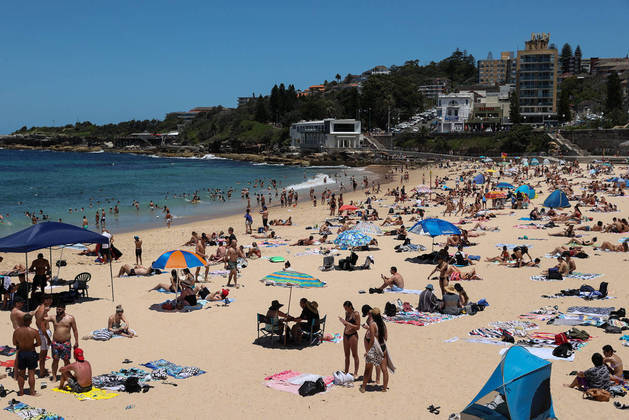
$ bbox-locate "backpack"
[552,342,573,358]
[598,281,608,297]
[554,333,569,345]
[384,302,397,317]
[298,377,326,397]
[124,376,141,393]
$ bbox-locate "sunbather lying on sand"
[117,264,157,277]
[597,240,629,252]
[251,231,277,239]
[290,236,315,246]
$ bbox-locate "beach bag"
[198,287,210,300]
[554,333,569,345]
[552,342,573,358]
[579,285,595,293]
[124,376,141,393]
[161,301,175,311]
[547,268,563,280]
[598,282,608,297]
[184,294,197,306]
[567,328,590,341]
[605,325,622,334]
[583,388,611,402]
[384,302,397,317]
[298,377,326,397]
[574,251,589,258]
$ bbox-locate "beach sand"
[1,162,628,419]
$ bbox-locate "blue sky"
[1,0,628,134]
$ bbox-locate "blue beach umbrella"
[409,218,461,250]
[353,222,383,236]
[334,230,372,248]
[515,185,536,199]
[543,189,571,209]
[496,182,514,189]
[473,174,485,184]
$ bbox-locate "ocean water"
[0,149,374,235]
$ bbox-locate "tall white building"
[290,118,362,151]
[436,93,474,133]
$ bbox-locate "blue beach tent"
[496,182,514,189]
[0,222,114,300]
[461,346,555,420]
[515,185,536,199]
[543,189,570,209]
[473,174,485,184]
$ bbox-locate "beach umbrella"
[543,189,571,209]
[485,191,506,199]
[487,169,497,173]
[479,155,486,159]
[334,230,372,248]
[515,185,536,199]
[152,249,207,269]
[483,157,493,162]
[496,182,514,189]
[339,204,358,212]
[261,271,326,288]
[473,174,485,184]
[409,218,461,250]
[353,222,383,236]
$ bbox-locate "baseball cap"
[74,348,85,362]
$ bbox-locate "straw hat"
[445,285,457,294]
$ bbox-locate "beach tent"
[473,174,485,185]
[515,185,536,199]
[0,222,114,300]
[543,189,570,208]
[409,218,461,250]
[461,346,555,420]
[530,158,540,166]
[543,158,550,165]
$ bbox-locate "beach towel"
[4,400,64,420]
[263,370,334,395]
[0,345,17,356]
[149,299,211,313]
[321,333,342,343]
[513,224,544,229]
[384,310,464,326]
[141,359,205,379]
[383,288,423,295]
[499,346,575,362]
[92,367,162,391]
[0,360,15,368]
[295,249,321,257]
[531,273,603,282]
[52,386,119,401]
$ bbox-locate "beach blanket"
[260,241,288,248]
[0,360,15,368]
[383,288,423,295]
[531,273,603,282]
[499,346,575,362]
[295,249,321,257]
[149,299,211,312]
[384,311,464,326]
[550,314,607,327]
[322,333,343,343]
[4,400,64,420]
[0,345,17,356]
[52,386,119,401]
[92,367,164,391]
[519,307,560,322]
[263,370,334,395]
[513,224,544,229]
[566,306,614,316]
[141,359,205,379]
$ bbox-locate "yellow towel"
[52,386,119,401]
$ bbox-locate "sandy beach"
[2,160,629,419]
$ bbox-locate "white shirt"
[101,231,111,249]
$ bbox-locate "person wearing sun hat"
[58,347,92,393]
[440,285,461,315]
[418,283,440,313]
[264,300,287,335]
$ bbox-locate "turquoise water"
[0,149,373,235]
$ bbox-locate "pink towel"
[264,370,334,394]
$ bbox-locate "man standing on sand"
[225,241,240,288]
[45,303,79,381]
[29,253,51,298]
[134,235,143,265]
[34,295,53,378]
[10,296,28,329]
[260,206,269,232]
[58,348,92,393]
[12,313,41,396]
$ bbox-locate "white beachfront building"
[436,92,474,133]
[290,118,362,151]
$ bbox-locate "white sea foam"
[253,162,284,166]
[307,165,350,169]
[88,150,104,154]
[201,154,228,160]
[285,173,336,190]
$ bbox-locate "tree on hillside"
[606,71,623,111]
[560,43,573,74]
[335,74,341,84]
[254,96,269,123]
[558,88,571,122]
[509,91,521,124]
[269,85,280,123]
[574,45,582,73]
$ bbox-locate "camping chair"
[69,272,91,297]
[257,313,282,343]
[319,256,334,271]
[302,315,326,346]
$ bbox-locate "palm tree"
[335,74,341,84]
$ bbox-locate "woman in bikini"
[148,269,180,292]
[598,240,629,252]
[360,308,389,393]
[339,301,360,378]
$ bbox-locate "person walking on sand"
[244,208,253,234]
[134,236,143,265]
[12,313,41,396]
[339,301,360,378]
[225,240,239,288]
[45,303,79,381]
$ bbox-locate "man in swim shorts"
[46,303,78,381]
[59,348,92,393]
[12,313,41,396]
[226,241,240,288]
[35,295,53,378]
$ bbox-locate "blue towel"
[518,217,532,221]
[468,255,480,260]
